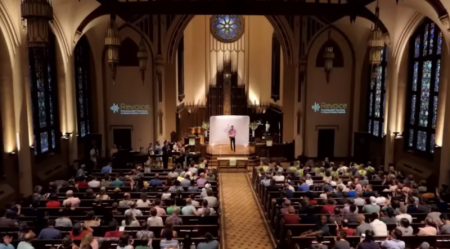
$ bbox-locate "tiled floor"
[219,173,273,249]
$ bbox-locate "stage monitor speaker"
[85,133,102,160]
[353,132,371,163]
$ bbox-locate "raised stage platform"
[206,144,254,156]
[205,144,256,172]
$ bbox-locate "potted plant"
[202,122,210,137]
[250,121,260,137]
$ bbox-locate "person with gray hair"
[62,190,80,208]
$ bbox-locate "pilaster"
[439,41,450,186]
[13,33,33,196]
[155,54,166,141]
[282,63,296,143]
[63,54,78,163]
[165,63,177,140]
[384,53,399,170]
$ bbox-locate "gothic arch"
[165,15,295,65]
[305,25,356,155]
[118,23,155,59]
[393,12,449,69]
[315,39,344,68]
[306,25,355,66]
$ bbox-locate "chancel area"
[2,0,450,248]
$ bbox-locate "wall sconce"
[137,36,148,83]
[105,14,121,84]
[393,132,399,138]
[323,30,334,83]
[62,132,72,140]
[9,151,16,156]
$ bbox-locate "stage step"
[218,168,249,173]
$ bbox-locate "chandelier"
[21,0,53,47]
[323,29,334,83]
[137,36,148,83]
[105,14,120,84]
[368,2,385,81]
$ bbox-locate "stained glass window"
[437,32,443,55]
[74,36,93,139]
[367,46,388,137]
[211,15,244,43]
[406,19,441,154]
[29,32,60,155]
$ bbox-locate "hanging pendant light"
[137,36,148,83]
[105,14,120,84]
[368,2,385,81]
[21,0,54,47]
[323,29,334,83]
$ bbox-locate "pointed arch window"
[74,36,93,138]
[405,19,442,154]
[29,32,60,155]
[367,46,388,137]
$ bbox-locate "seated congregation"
[253,159,450,249]
[0,161,220,249]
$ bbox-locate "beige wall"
[103,27,155,151]
[183,15,280,105]
[305,31,353,157]
[184,16,207,105]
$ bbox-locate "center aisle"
[219,173,273,249]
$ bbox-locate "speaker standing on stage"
[228,125,236,152]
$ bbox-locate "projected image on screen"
[209,115,250,146]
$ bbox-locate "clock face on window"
[210,15,244,43]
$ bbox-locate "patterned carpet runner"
[219,173,273,249]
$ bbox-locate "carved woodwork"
[158,109,164,135]
[177,36,185,102]
[271,33,281,102]
[223,75,231,115]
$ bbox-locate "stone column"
[63,54,78,164]
[439,42,450,186]
[13,33,33,196]
[282,63,296,143]
[165,63,177,140]
[435,43,448,147]
[384,52,399,170]
[155,54,166,141]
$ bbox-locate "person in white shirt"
[305,174,314,186]
[203,189,218,207]
[147,208,163,226]
[376,195,387,205]
[189,194,200,207]
[88,177,101,188]
[273,172,285,182]
[395,205,413,224]
[125,202,143,216]
[188,165,198,175]
[370,212,388,236]
[337,164,348,174]
[136,193,151,208]
[63,190,80,208]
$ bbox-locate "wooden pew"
[22,207,220,216]
[9,238,218,249]
[288,235,450,249]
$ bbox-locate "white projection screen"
[209,115,250,146]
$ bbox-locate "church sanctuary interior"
[4,0,450,248]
